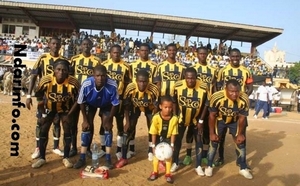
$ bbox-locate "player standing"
[31,59,80,168]
[26,37,68,159]
[102,45,132,159]
[69,38,102,157]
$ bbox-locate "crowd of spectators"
[0,30,277,76]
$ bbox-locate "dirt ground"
[0,94,300,186]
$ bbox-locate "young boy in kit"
[147,95,178,184]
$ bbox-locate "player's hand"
[26,98,33,110]
[197,123,203,135]
[82,120,90,131]
[210,133,219,142]
[236,134,245,144]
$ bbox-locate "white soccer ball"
[154,142,173,161]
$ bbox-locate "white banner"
[26,52,43,60]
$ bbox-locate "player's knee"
[81,131,91,147]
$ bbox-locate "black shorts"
[98,103,124,117]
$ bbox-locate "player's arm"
[123,68,132,95]
[151,64,158,83]
[170,116,178,148]
[151,84,160,114]
[208,94,219,141]
[216,68,224,91]
[170,84,178,115]
[123,87,132,132]
[153,65,162,94]
[26,57,43,109]
[35,76,49,115]
[109,85,120,119]
[236,96,249,144]
[149,115,159,150]
[68,78,81,116]
[212,70,218,93]
[77,81,89,123]
[246,71,254,96]
[69,58,75,76]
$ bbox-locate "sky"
[15,0,300,62]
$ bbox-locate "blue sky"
[17,0,300,62]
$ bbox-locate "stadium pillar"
[219,39,223,53]
[185,36,190,49]
[250,43,256,58]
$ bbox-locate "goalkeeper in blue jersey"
[74,65,120,169]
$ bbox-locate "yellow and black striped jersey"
[170,79,208,126]
[217,65,253,93]
[209,90,249,125]
[154,61,186,96]
[70,54,101,84]
[35,75,80,113]
[193,63,217,97]
[130,59,157,83]
[123,82,159,113]
[149,112,178,139]
[102,59,132,96]
[31,53,69,77]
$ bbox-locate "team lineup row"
[25,37,254,184]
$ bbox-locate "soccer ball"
[154,142,173,161]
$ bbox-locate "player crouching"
[32,59,80,168]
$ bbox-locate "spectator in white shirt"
[266,84,278,118]
[254,81,270,119]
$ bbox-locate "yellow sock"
[165,158,172,175]
[153,156,159,173]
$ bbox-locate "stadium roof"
[0,1,283,47]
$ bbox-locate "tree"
[288,62,300,85]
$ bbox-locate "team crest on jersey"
[224,76,243,86]
[132,97,150,107]
[76,65,93,76]
[107,71,124,81]
[219,106,238,117]
[178,96,201,108]
[48,92,71,102]
[197,74,212,83]
[162,71,181,81]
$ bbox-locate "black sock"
[187,149,192,157]
[129,145,135,152]
[122,145,127,159]
[39,137,48,159]
[202,150,208,158]
[36,140,39,148]
[117,146,121,153]
[63,135,71,158]
[53,140,59,149]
